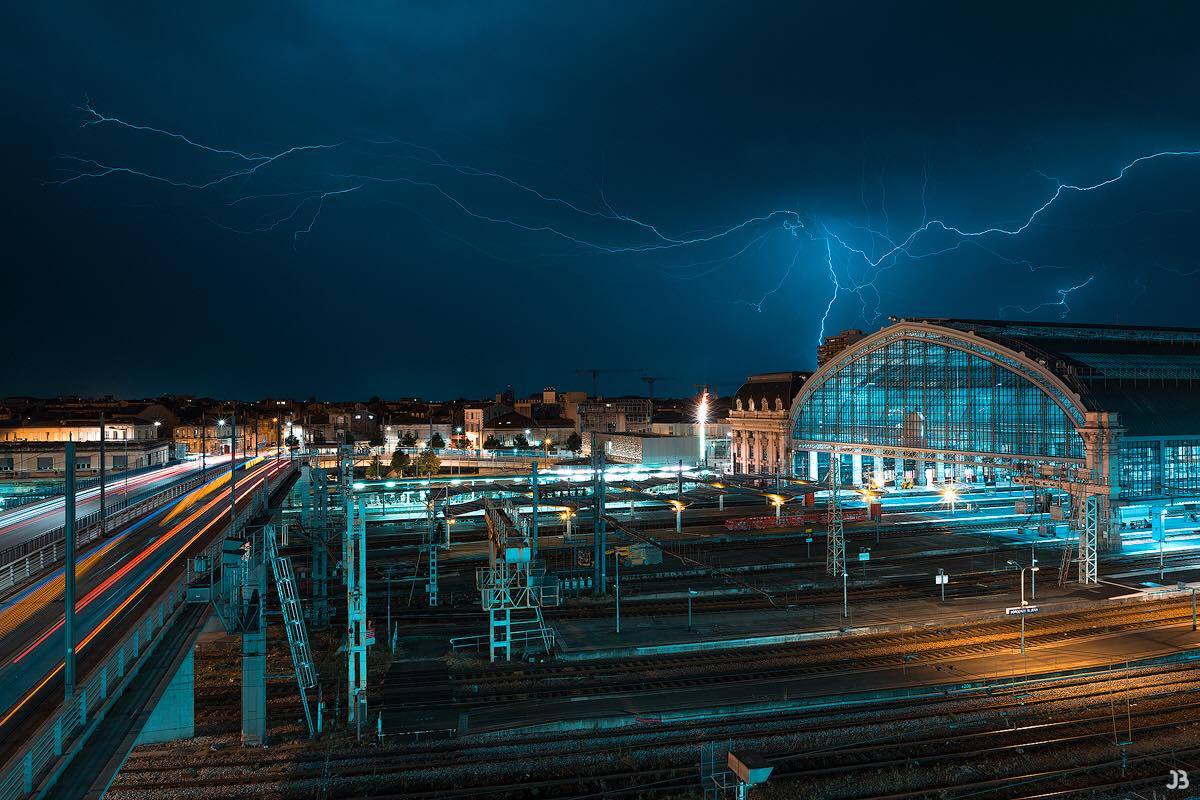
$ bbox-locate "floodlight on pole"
[941,484,959,513]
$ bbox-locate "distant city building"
[173,418,258,457]
[817,329,865,368]
[727,371,810,475]
[556,390,588,425]
[0,416,169,477]
[578,398,653,437]
[583,431,700,466]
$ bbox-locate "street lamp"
[669,499,684,532]
[1006,559,1030,656]
[769,494,784,524]
[942,483,959,514]
[1005,559,1029,605]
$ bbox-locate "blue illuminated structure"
[792,317,1200,583]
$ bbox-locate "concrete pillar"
[915,460,927,486]
[873,455,884,486]
[936,458,946,483]
[851,453,863,486]
[241,629,266,746]
[136,650,195,744]
[893,458,904,485]
[809,451,819,481]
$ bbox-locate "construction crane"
[640,376,676,399]
[576,368,643,398]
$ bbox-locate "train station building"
[791,317,1200,582]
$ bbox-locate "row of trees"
[366,448,442,479]
[363,431,587,479]
[480,431,583,451]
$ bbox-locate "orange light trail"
[0,460,287,730]
[10,459,278,664]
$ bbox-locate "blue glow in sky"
[5,2,1200,399]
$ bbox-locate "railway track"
[126,662,1200,774]
[109,659,1200,800]
[450,598,1199,702]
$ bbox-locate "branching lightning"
[1000,274,1097,319]
[55,102,1200,345]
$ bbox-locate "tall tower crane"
[640,375,676,399]
[575,368,644,398]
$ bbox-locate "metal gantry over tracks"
[476,493,559,662]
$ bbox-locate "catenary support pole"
[531,461,539,556]
[64,440,77,699]
[230,414,238,524]
[98,412,105,533]
[614,548,620,634]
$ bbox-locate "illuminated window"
[795,337,1083,460]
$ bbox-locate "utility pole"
[346,497,368,737]
[827,453,846,577]
[531,461,539,556]
[842,571,848,618]
[64,440,77,699]
[98,412,106,534]
[592,433,607,593]
[614,547,621,634]
[201,411,207,476]
[230,414,238,524]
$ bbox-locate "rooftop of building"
[900,317,1200,435]
[597,431,693,439]
[733,371,810,408]
[0,414,156,428]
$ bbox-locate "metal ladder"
[264,524,318,736]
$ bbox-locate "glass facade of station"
[1117,438,1200,500]
[795,337,1084,461]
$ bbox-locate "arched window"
[795,335,1083,460]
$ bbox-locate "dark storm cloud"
[4,2,1200,399]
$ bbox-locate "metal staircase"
[264,523,318,737]
[476,496,559,661]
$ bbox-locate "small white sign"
[935,574,948,585]
[1006,605,1040,616]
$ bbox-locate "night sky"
[6,2,1200,400]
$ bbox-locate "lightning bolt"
[1000,274,1096,319]
[55,102,1200,347]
